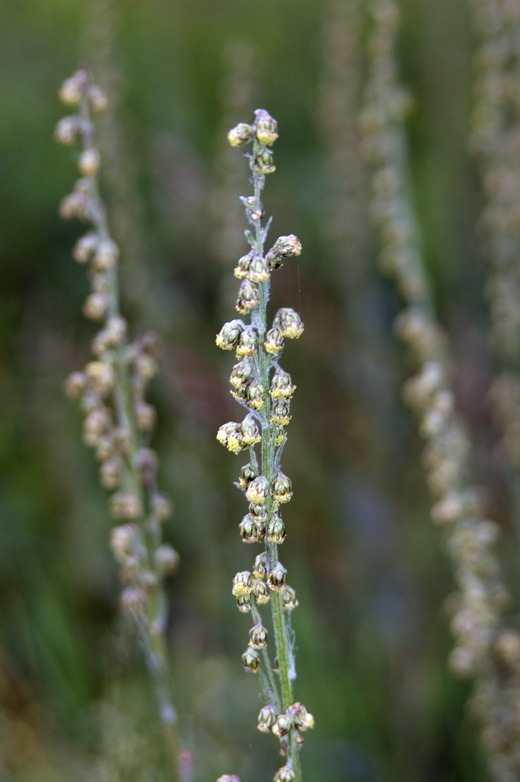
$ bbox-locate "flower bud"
[236,594,252,612]
[271,399,291,426]
[94,239,119,270]
[280,585,298,610]
[287,702,314,730]
[100,457,122,488]
[236,325,258,357]
[217,421,245,454]
[88,84,108,112]
[60,192,90,221]
[59,74,84,105]
[274,763,296,782]
[252,578,270,603]
[272,714,292,738]
[234,251,254,279]
[238,462,257,490]
[247,255,270,283]
[266,235,302,270]
[72,232,98,262]
[254,109,279,146]
[244,380,264,409]
[272,471,293,504]
[253,552,268,580]
[246,475,270,505]
[239,514,264,543]
[228,122,254,147]
[230,356,255,389]
[216,319,245,350]
[110,490,142,519]
[83,291,109,320]
[79,148,100,176]
[135,401,156,431]
[217,775,241,782]
[86,360,115,396]
[155,544,180,573]
[257,704,278,732]
[249,622,268,648]
[121,586,146,616]
[275,308,304,339]
[110,523,136,561]
[270,368,296,399]
[264,327,284,355]
[268,563,287,591]
[236,280,260,314]
[241,646,260,673]
[55,116,80,145]
[254,147,276,175]
[240,414,261,445]
[232,571,253,597]
[267,514,286,544]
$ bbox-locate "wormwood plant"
[55,66,184,782]
[215,111,313,782]
[361,2,520,779]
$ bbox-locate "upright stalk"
[216,111,313,782]
[56,65,184,782]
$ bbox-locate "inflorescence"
[56,65,182,781]
[216,110,313,782]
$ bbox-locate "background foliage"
[0,0,510,780]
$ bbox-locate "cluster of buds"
[216,110,311,780]
[57,67,178,624]
[363,4,520,778]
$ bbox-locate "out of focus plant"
[361,2,520,779]
[215,111,313,782]
[56,65,185,782]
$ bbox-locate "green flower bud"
[236,280,260,314]
[266,513,286,544]
[268,563,287,591]
[230,356,255,389]
[245,380,265,409]
[217,421,245,454]
[246,475,270,505]
[120,586,146,616]
[264,327,284,355]
[247,254,270,283]
[236,594,252,613]
[270,368,296,399]
[59,73,84,105]
[236,325,259,357]
[110,490,142,519]
[234,251,254,279]
[241,646,261,673]
[72,231,98,263]
[253,552,268,580]
[240,414,261,445]
[280,584,298,610]
[55,115,80,145]
[110,523,137,562]
[228,122,254,147]
[79,148,101,176]
[249,622,268,649]
[100,456,122,488]
[257,704,278,732]
[275,308,304,339]
[154,544,180,574]
[151,492,173,520]
[239,514,264,543]
[94,239,119,270]
[88,84,108,112]
[238,462,258,490]
[64,370,87,398]
[254,147,276,174]
[252,578,270,603]
[287,702,314,731]
[271,714,292,738]
[274,763,296,782]
[272,471,293,504]
[232,570,253,597]
[254,109,279,146]
[266,235,302,270]
[271,399,291,426]
[216,319,245,350]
